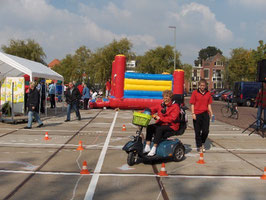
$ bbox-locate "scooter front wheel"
[127,151,138,166]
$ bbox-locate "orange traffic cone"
[197,152,205,164]
[80,161,90,174]
[76,141,84,151]
[122,124,126,131]
[261,167,266,180]
[157,163,168,176]
[44,132,51,140]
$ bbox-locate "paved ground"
[0,106,266,200]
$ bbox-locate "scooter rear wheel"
[127,151,138,166]
[173,144,185,162]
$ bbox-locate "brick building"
[201,53,224,90]
[186,53,225,92]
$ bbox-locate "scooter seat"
[162,125,186,139]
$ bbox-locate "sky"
[0,0,265,65]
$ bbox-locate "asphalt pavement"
[0,105,266,200]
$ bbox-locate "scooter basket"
[132,111,151,127]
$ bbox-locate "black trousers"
[50,94,56,108]
[193,111,210,148]
[84,98,89,110]
[146,124,175,144]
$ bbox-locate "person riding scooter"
[143,90,180,156]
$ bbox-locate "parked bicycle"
[221,100,239,119]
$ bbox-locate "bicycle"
[221,99,239,119]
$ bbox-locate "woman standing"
[190,79,213,153]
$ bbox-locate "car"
[213,89,229,100]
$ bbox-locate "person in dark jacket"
[65,81,81,122]
[24,82,43,129]
[143,90,180,156]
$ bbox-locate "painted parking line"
[0,170,261,179]
[84,111,118,200]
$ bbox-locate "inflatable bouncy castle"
[90,54,184,109]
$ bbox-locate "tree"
[54,38,134,89]
[194,46,222,65]
[183,64,192,82]
[1,39,46,64]
[89,38,135,88]
[227,48,256,83]
[252,40,266,63]
[53,46,92,83]
[136,45,181,74]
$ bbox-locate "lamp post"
[168,26,176,71]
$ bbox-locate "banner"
[0,77,25,114]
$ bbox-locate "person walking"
[82,83,90,110]
[189,79,213,153]
[24,82,43,129]
[65,82,81,122]
[49,81,56,108]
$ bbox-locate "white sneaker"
[143,145,151,153]
[147,146,156,156]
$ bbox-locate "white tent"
[0,52,63,81]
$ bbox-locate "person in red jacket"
[143,90,180,156]
[190,79,213,153]
[105,78,111,97]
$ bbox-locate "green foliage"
[53,38,134,90]
[251,40,266,62]
[195,46,222,65]
[182,64,192,82]
[88,38,135,88]
[1,39,46,64]
[136,45,181,74]
[226,48,256,85]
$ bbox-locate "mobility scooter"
[122,94,187,166]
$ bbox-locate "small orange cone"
[80,161,90,174]
[197,152,205,164]
[122,124,126,131]
[261,167,266,180]
[76,141,84,151]
[157,163,168,176]
[44,132,51,140]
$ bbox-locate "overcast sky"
[0,0,265,65]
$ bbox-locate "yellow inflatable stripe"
[124,84,172,91]
[124,79,172,86]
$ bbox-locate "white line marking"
[0,170,261,179]
[84,111,118,200]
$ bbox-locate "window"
[215,61,223,66]
[204,69,209,79]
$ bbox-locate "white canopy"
[0,52,63,81]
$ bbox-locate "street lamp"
[168,26,176,71]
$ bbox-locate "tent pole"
[45,81,47,117]
[55,81,57,115]
[62,81,65,112]
[11,82,14,122]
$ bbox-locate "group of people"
[143,79,213,156]
[24,78,213,156]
